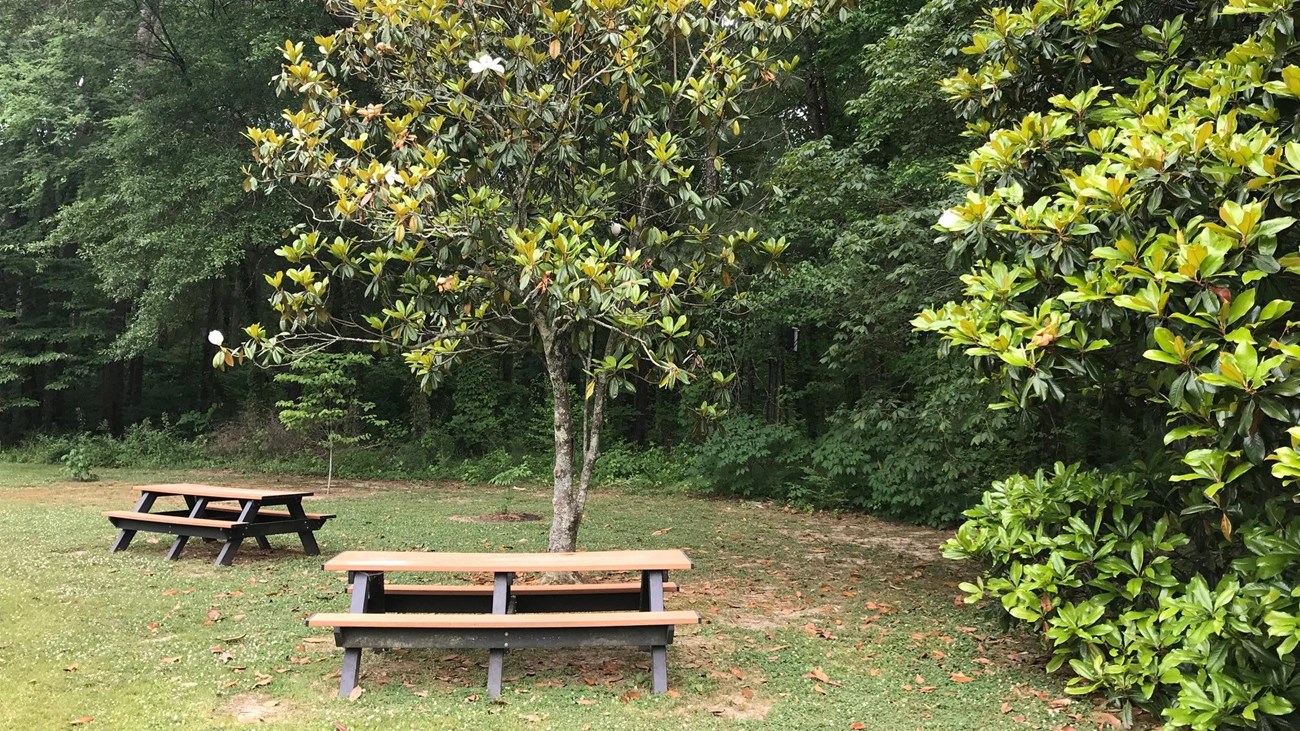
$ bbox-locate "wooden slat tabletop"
[136,483,314,500]
[323,549,693,574]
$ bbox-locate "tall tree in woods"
[227,0,836,551]
[0,0,329,438]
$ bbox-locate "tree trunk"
[803,39,829,139]
[765,329,782,424]
[326,443,334,494]
[576,372,609,522]
[631,363,652,446]
[102,359,125,436]
[541,328,580,554]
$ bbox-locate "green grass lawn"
[0,464,1105,730]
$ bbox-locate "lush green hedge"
[920,0,1300,726]
[947,465,1299,729]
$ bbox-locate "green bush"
[591,444,691,493]
[112,420,208,468]
[947,464,1300,729]
[1,420,207,470]
[914,0,1300,726]
[0,433,77,464]
[804,360,1027,523]
[60,444,98,482]
[455,449,522,485]
[690,414,811,501]
[488,457,541,487]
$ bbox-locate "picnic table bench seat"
[308,609,699,647]
[102,510,248,531]
[201,505,337,522]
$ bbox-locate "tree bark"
[765,329,782,424]
[803,39,829,139]
[540,326,580,554]
[576,372,609,521]
[134,2,159,86]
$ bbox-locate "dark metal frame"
[375,589,659,614]
[107,489,328,566]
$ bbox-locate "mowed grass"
[0,464,1095,730]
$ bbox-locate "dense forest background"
[0,0,1147,525]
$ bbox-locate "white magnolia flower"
[937,209,968,231]
[208,330,225,346]
[609,222,624,236]
[383,167,401,186]
[468,53,505,76]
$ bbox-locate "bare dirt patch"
[5,481,136,508]
[449,512,543,523]
[677,688,773,721]
[220,693,291,724]
[775,513,951,564]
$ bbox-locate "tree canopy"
[228,0,838,550]
[922,0,1300,725]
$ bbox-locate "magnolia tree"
[915,0,1300,724]
[220,0,834,552]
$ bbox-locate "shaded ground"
[0,464,1128,730]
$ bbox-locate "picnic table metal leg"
[350,572,374,612]
[254,535,272,550]
[370,573,386,613]
[214,500,258,566]
[164,497,209,561]
[184,497,218,543]
[339,648,363,698]
[651,647,668,694]
[110,493,157,552]
[339,648,362,697]
[646,571,667,611]
[645,570,670,694]
[486,572,513,699]
[338,572,374,698]
[287,499,321,556]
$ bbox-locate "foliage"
[275,353,388,489]
[691,413,811,501]
[720,0,1035,523]
[806,359,1024,523]
[441,359,551,456]
[0,0,330,439]
[591,443,691,492]
[0,1,117,440]
[946,464,1300,729]
[1,420,209,471]
[487,456,542,487]
[456,449,527,485]
[920,0,1300,725]
[229,0,840,550]
[59,444,97,482]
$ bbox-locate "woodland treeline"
[1,0,1141,524]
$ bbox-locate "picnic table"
[102,483,333,566]
[308,549,699,698]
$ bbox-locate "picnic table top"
[135,483,314,501]
[323,549,693,574]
